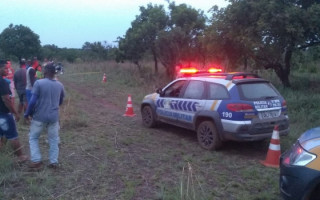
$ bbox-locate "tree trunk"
[151,48,158,74]
[273,63,291,87]
[279,70,291,87]
[284,46,292,84]
[133,61,141,72]
[264,62,290,87]
[243,57,247,71]
[165,64,175,80]
[263,46,293,88]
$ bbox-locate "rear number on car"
[258,110,281,119]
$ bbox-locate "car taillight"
[282,142,316,166]
[282,100,287,108]
[227,103,254,112]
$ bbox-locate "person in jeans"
[14,59,27,115]
[0,60,28,162]
[24,63,65,169]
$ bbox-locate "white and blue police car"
[141,68,289,150]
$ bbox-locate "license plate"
[259,110,281,119]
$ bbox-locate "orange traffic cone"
[261,125,281,168]
[123,95,136,117]
[102,73,107,83]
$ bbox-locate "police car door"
[156,80,187,124]
[177,80,206,129]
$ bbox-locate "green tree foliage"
[117,4,168,73]
[208,0,320,87]
[42,44,60,60]
[82,41,116,61]
[42,44,81,63]
[156,3,206,78]
[42,42,117,63]
[0,24,41,60]
[117,28,145,70]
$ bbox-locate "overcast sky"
[0,0,229,49]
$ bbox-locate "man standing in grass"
[0,60,28,162]
[5,60,15,105]
[25,58,37,104]
[14,59,27,116]
[24,63,65,169]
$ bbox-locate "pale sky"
[0,0,228,49]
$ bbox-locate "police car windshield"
[238,83,278,100]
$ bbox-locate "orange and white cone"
[102,73,107,83]
[261,125,281,168]
[123,95,136,117]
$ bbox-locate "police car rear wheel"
[197,121,222,150]
[142,106,156,128]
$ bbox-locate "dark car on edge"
[280,127,320,200]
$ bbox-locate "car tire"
[141,105,157,128]
[197,121,222,150]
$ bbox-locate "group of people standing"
[0,58,65,170]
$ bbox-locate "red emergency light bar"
[179,68,199,74]
[208,68,222,73]
[179,68,222,74]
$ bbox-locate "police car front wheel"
[142,105,157,128]
[197,121,222,150]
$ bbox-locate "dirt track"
[6,77,276,199]
[51,79,273,199]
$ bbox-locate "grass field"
[0,61,319,200]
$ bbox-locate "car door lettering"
[254,100,281,109]
[157,109,192,122]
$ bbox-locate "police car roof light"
[208,68,222,73]
[179,68,199,74]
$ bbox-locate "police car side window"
[163,80,186,98]
[183,81,205,99]
[208,83,229,99]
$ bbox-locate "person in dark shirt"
[14,59,27,115]
[0,60,28,162]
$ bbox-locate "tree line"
[0,24,117,63]
[1,0,320,87]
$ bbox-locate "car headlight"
[283,142,317,166]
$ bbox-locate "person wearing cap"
[24,63,65,169]
[0,60,28,162]
[14,59,27,115]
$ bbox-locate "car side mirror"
[156,88,163,97]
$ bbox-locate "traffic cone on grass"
[261,125,281,168]
[102,73,107,83]
[123,95,136,117]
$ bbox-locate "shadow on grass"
[152,122,270,160]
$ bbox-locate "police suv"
[141,68,289,150]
